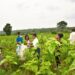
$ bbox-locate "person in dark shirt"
[55,33,64,67]
[55,33,63,43]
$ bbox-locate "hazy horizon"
[0,0,75,30]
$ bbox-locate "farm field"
[0,32,75,75]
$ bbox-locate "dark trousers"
[55,55,60,67]
[35,48,40,59]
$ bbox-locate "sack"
[16,44,27,59]
[16,45,21,56]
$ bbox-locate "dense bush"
[0,33,75,75]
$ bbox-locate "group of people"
[16,32,39,59]
[54,29,75,45]
[16,29,75,60]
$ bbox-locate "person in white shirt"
[69,29,75,44]
[32,33,39,48]
[32,33,40,59]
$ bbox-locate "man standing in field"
[32,33,39,48]
[55,33,64,66]
[32,33,40,59]
[16,32,23,45]
[45,33,65,69]
[16,32,26,60]
[16,32,23,56]
[55,33,68,67]
[69,29,75,44]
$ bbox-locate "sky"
[0,0,75,30]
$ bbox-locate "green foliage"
[3,23,12,35]
[0,69,6,75]
[0,33,75,75]
[57,21,67,32]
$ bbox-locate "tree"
[57,21,67,32]
[3,23,12,35]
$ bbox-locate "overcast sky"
[0,0,75,30]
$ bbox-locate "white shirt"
[69,32,75,44]
[32,38,39,48]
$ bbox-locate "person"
[32,33,39,48]
[16,32,26,60]
[16,32,23,44]
[32,33,40,59]
[25,34,31,48]
[55,33,64,67]
[16,32,23,55]
[55,33,64,43]
[0,47,3,61]
[69,29,75,44]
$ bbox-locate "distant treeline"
[12,27,75,34]
[0,27,75,35]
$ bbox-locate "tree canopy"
[3,23,12,35]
